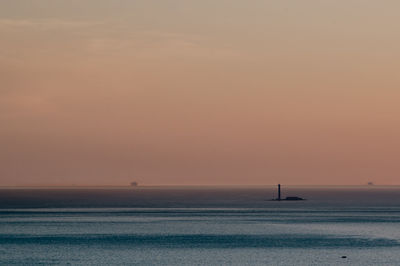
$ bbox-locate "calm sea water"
[1,186,400,265]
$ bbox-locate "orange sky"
[1,1,400,186]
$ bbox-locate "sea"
[1,186,400,265]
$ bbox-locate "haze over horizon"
[1,1,400,186]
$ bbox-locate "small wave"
[0,234,398,248]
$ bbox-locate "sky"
[1,0,400,186]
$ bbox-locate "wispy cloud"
[0,18,242,61]
[0,18,104,30]
[86,30,242,59]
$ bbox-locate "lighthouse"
[278,184,281,201]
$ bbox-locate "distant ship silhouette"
[271,184,305,201]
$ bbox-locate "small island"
[271,184,305,201]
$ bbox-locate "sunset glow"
[1,1,400,186]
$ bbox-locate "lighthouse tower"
[278,184,281,201]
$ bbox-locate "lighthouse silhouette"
[278,184,281,201]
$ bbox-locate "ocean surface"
[1,186,400,265]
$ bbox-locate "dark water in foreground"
[1,186,400,265]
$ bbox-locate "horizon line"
[1,184,399,189]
